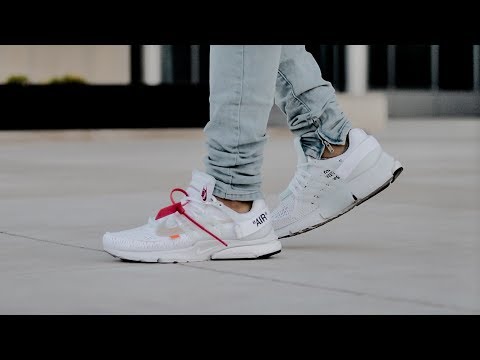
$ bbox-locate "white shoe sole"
[276,151,404,239]
[103,231,281,263]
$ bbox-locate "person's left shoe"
[271,128,403,239]
[103,170,281,263]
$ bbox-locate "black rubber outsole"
[105,249,282,263]
[211,249,282,261]
[279,166,404,239]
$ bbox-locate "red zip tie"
[155,188,228,247]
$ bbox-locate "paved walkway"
[0,119,479,314]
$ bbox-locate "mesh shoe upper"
[272,129,371,232]
[103,170,274,252]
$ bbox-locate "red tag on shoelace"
[154,188,227,247]
[155,203,183,220]
[155,188,188,220]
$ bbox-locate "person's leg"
[102,45,284,262]
[204,45,282,211]
[275,45,352,159]
[271,45,403,239]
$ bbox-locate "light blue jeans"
[204,45,352,201]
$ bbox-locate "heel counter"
[337,135,381,180]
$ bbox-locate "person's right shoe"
[271,128,403,239]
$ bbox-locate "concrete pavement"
[0,118,479,314]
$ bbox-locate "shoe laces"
[288,163,311,197]
[288,161,335,197]
[149,188,228,246]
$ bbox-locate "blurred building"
[138,45,480,118]
[0,45,479,121]
[0,46,130,84]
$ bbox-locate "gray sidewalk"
[0,119,479,314]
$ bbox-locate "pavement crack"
[1,230,477,313]
[0,231,104,253]
[179,263,479,314]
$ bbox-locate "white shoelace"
[288,163,312,197]
[287,162,335,197]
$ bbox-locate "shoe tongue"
[293,137,308,165]
[278,138,307,201]
[186,170,216,202]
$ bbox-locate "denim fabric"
[204,45,352,201]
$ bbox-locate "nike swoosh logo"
[195,245,221,256]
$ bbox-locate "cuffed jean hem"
[212,185,264,201]
[301,116,353,160]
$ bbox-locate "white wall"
[0,45,130,84]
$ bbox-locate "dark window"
[369,45,388,89]
[171,45,192,84]
[130,45,142,85]
[199,45,210,85]
[306,44,345,91]
[395,45,431,89]
[439,45,473,90]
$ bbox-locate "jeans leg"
[275,45,352,159]
[204,45,282,201]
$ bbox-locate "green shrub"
[47,74,87,85]
[6,75,29,85]
[4,74,88,85]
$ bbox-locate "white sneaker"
[103,170,281,263]
[272,128,403,239]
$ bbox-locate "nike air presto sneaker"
[103,170,281,262]
[272,128,403,239]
